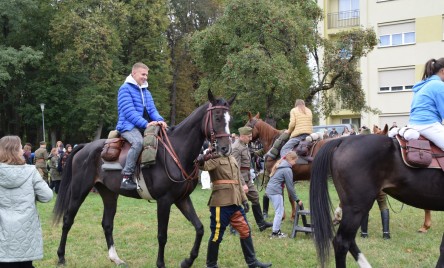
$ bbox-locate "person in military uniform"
[231,126,272,232]
[34,141,49,184]
[198,151,272,268]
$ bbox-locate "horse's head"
[245,112,261,141]
[203,90,236,156]
[373,124,389,135]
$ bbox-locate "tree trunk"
[94,121,103,140]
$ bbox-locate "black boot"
[206,241,219,268]
[381,209,391,239]
[240,235,272,268]
[262,195,269,219]
[120,175,137,191]
[360,213,369,238]
[252,204,272,232]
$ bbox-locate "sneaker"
[120,175,137,191]
[270,230,287,239]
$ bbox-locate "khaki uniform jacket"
[200,156,247,207]
[288,107,313,138]
[34,147,48,168]
[231,140,250,185]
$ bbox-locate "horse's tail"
[53,143,86,224]
[309,138,343,268]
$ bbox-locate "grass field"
[34,180,444,267]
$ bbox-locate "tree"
[308,27,379,117]
[190,0,378,127]
[167,0,223,125]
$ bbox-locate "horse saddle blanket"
[100,133,155,200]
[101,128,160,168]
[395,135,444,171]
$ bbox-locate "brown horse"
[244,112,329,218]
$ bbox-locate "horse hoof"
[180,259,192,268]
[418,225,430,233]
[57,258,66,267]
[117,263,128,268]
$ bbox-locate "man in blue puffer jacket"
[116,62,167,191]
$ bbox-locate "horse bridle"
[155,103,231,184]
[246,117,259,129]
[204,104,231,150]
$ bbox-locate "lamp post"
[40,103,45,142]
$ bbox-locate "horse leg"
[174,196,204,268]
[95,183,125,265]
[436,233,444,268]
[333,208,371,268]
[156,198,173,268]
[418,210,432,233]
[57,182,94,265]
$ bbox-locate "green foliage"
[310,28,379,117]
[190,0,319,123]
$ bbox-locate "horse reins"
[154,103,231,184]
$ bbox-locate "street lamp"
[40,103,45,142]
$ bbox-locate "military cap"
[238,126,253,135]
[39,141,46,145]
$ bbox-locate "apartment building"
[317,0,444,129]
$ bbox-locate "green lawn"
[35,181,444,267]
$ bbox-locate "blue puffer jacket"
[116,75,165,133]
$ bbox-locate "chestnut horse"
[53,90,235,267]
[244,112,328,218]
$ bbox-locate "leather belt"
[212,180,239,185]
[240,167,250,171]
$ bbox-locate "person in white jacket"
[0,135,53,268]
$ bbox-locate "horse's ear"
[255,112,260,119]
[383,124,389,135]
[248,111,252,119]
[208,90,215,103]
[227,94,236,106]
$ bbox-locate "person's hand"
[243,184,248,193]
[296,200,303,206]
[147,121,157,127]
[158,121,167,128]
[242,200,250,213]
[284,129,290,134]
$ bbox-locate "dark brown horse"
[309,134,444,268]
[373,124,432,234]
[53,90,235,268]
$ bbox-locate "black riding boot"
[360,213,369,238]
[252,204,272,232]
[381,209,391,239]
[262,195,269,219]
[206,241,220,268]
[240,235,272,268]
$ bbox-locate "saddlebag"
[101,136,124,162]
[406,139,432,168]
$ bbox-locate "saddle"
[395,135,444,171]
[293,133,322,164]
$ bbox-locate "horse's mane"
[252,119,281,151]
[167,102,209,134]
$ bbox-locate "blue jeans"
[121,128,143,175]
[280,134,308,157]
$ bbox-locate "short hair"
[66,144,72,150]
[0,136,26,165]
[132,62,149,72]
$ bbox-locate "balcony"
[327,10,360,29]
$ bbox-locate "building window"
[339,0,359,19]
[378,68,415,92]
[378,21,416,47]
